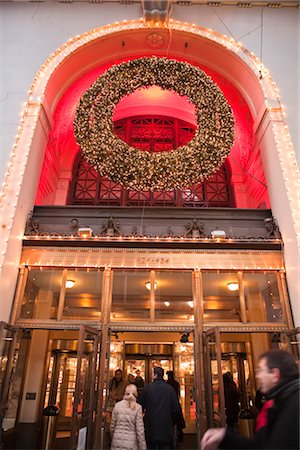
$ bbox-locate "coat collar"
[266,377,299,401]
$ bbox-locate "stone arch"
[0,19,298,322]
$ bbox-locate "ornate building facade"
[0,1,299,449]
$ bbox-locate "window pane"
[243,272,283,323]
[63,269,102,320]
[20,269,63,319]
[155,271,193,321]
[111,271,150,321]
[202,272,240,322]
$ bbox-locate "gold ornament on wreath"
[74,57,235,191]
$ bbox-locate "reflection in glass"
[111,271,150,321]
[243,272,283,322]
[20,269,62,319]
[1,329,27,432]
[155,271,193,321]
[63,269,102,320]
[174,342,196,433]
[20,268,102,321]
[202,272,240,322]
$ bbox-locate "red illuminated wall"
[36,57,270,208]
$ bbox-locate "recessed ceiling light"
[145,281,157,291]
[65,279,75,289]
[227,282,239,291]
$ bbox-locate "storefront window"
[111,270,150,321]
[19,268,102,320]
[63,269,102,320]
[155,271,193,321]
[202,272,240,322]
[243,272,283,323]
[20,268,63,319]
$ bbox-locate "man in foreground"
[139,366,183,449]
[201,349,299,450]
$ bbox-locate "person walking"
[135,369,145,397]
[107,369,128,412]
[166,370,180,398]
[128,373,136,384]
[166,370,185,447]
[110,383,146,450]
[222,372,240,429]
[201,349,299,450]
[139,366,183,450]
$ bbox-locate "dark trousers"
[146,440,173,450]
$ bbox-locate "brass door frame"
[280,327,300,360]
[204,327,226,428]
[70,325,100,450]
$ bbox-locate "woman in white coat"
[110,383,146,450]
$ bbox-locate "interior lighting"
[187,301,194,308]
[227,282,239,292]
[65,280,75,289]
[164,301,170,307]
[211,229,226,239]
[78,227,93,238]
[145,281,157,291]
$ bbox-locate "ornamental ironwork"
[74,57,235,191]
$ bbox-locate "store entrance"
[125,343,173,383]
[43,326,100,450]
[107,331,197,438]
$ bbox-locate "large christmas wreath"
[74,57,234,191]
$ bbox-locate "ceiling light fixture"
[78,227,93,238]
[180,332,190,343]
[227,282,239,292]
[211,229,226,239]
[65,279,75,289]
[164,301,170,307]
[145,281,157,291]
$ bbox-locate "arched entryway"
[0,17,298,398]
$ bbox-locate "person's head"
[154,366,164,380]
[128,373,135,384]
[136,370,141,377]
[123,383,138,410]
[114,369,122,382]
[256,349,299,394]
[167,370,174,380]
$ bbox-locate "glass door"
[43,326,100,450]
[125,356,172,384]
[70,325,100,450]
[204,328,226,428]
[0,322,18,448]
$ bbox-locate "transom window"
[68,115,234,207]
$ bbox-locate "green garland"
[74,57,234,191]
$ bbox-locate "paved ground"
[180,433,197,450]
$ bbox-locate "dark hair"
[154,366,164,379]
[259,349,299,382]
[167,370,174,378]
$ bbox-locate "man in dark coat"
[166,370,180,398]
[139,366,182,450]
[222,372,241,428]
[201,349,299,450]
